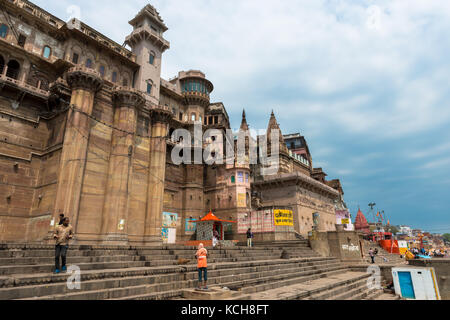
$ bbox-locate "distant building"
[399,225,413,237]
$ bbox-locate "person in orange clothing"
[196,243,208,290]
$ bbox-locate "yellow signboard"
[341,219,350,224]
[274,209,294,226]
[237,193,246,207]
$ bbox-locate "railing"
[182,91,210,100]
[7,0,136,62]
[125,25,170,49]
[68,65,101,77]
[0,68,50,97]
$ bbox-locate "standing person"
[246,228,253,248]
[53,217,73,274]
[212,229,219,248]
[195,243,208,290]
[369,248,375,264]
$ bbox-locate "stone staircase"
[360,241,407,265]
[235,271,401,300]
[0,242,399,300]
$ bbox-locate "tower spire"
[266,110,288,154]
[240,109,249,131]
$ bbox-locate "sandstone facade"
[0,0,345,244]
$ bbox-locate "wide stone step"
[0,260,148,275]
[1,258,341,299]
[0,255,141,266]
[11,260,339,300]
[229,269,347,300]
[239,271,370,300]
[371,292,401,300]
[112,264,344,301]
[0,249,140,258]
[343,287,383,300]
[216,264,347,293]
[0,257,335,289]
[310,278,371,300]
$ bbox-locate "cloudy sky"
[35,0,450,233]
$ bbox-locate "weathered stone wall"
[327,230,363,262]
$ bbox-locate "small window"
[149,52,155,65]
[0,24,8,38]
[179,112,183,121]
[85,59,92,68]
[42,46,51,58]
[147,82,152,94]
[72,53,79,64]
[112,72,117,83]
[238,172,244,183]
[99,65,105,77]
[245,173,249,183]
[191,113,196,121]
[18,34,27,47]
[123,78,128,87]
[231,176,235,184]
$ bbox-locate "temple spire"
[266,110,288,154]
[240,109,249,131]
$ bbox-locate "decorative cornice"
[150,105,173,124]
[66,66,103,92]
[253,171,340,198]
[112,87,145,109]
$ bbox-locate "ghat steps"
[0,242,398,300]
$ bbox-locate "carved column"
[50,67,103,238]
[144,108,172,243]
[101,88,145,244]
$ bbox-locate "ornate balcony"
[0,66,50,100]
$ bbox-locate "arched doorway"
[6,59,20,79]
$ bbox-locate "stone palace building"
[0,0,347,245]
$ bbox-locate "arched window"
[6,60,20,79]
[146,81,152,94]
[85,59,92,68]
[111,72,117,83]
[0,55,4,74]
[72,52,79,64]
[191,113,196,121]
[123,78,128,87]
[99,65,105,77]
[42,46,51,59]
[0,24,8,38]
[149,51,155,65]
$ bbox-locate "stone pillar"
[50,67,103,238]
[144,108,172,244]
[101,88,145,245]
